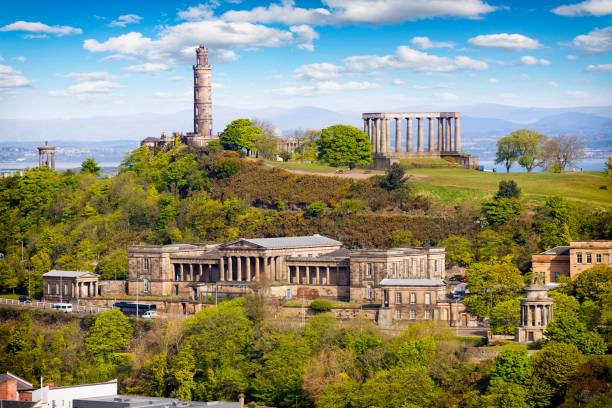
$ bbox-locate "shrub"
[310,299,334,312]
[212,157,241,179]
[305,201,327,217]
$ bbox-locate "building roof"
[43,270,95,278]
[379,279,445,286]
[45,379,117,391]
[74,395,239,408]
[0,372,33,390]
[141,137,159,143]
[538,246,570,256]
[238,234,341,249]
[0,401,40,408]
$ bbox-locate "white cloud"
[433,92,458,101]
[49,80,123,96]
[0,64,32,88]
[61,72,119,81]
[392,78,405,86]
[436,82,456,88]
[519,55,551,65]
[109,14,142,28]
[468,33,541,50]
[567,26,612,54]
[488,77,499,83]
[294,62,347,80]
[23,34,49,39]
[269,74,283,80]
[270,80,382,96]
[409,84,428,89]
[517,73,531,80]
[12,56,26,62]
[567,54,579,60]
[552,0,612,17]
[564,90,589,97]
[84,19,316,64]
[455,55,488,70]
[222,0,496,25]
[548,81,559,87]
[153,89,192,99]
[410,36,454,49]
[0,21,82,36]
[178,4,217,21]
[124,63,170,73]
[585,62,612,72]
[169,76,187,81]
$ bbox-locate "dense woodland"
[0,140,611,407]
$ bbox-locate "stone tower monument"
[515,275,554,344]
[38,141,56,169]
[193,45,212,137]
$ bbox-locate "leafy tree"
[306,201,326,217]
[170,345,196,401]
[563,357,612,408]
[495,180,521,199]
[510,129,548,172]
[380,163,407,191]
[81,158,101,176]
[606,156,612,178]
[475,229,514,262]
[310,299,334,313]
[212,157,242,179]
[482,197,522,225]
[482,379,530,408]
[495,135,520,173]
[84,308,133,359]
[95,248,128,280]
[220,119,263,152]
[535,195,573,251]
[544,311,605,355]
[439,236,474,266]
[542,135,585,172]
[279,151,292,162]
[490,349,530,385]
[389,229,418,247]
[490,298,520,335]
[571,264,612,303]
[316,125,372,169]
[252,133,278,160]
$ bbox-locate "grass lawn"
[400,158,461,169]
[407,168,612,206]
[265,160,384,174]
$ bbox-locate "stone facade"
[515,279,554,344]
[362,112,478,170]
[42,270,100,303]
[277,136,302,153]
[38,141,56,169]
[126,234,471,324]
[532,240,611,283]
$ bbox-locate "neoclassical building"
[532,240,611,283]
[42,270,100,303]
[127,234,470,323]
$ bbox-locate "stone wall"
[99,280,127,296]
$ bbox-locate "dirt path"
[263,162,429,181]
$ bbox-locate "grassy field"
[407,168,612,206]
[400,158,461,169]
[264,160,384,174]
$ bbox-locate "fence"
[0,297,107,314]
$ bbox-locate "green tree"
[495,135,520,173]
[606,156,612,177]
[495,180,521,199]
[306,201,326,217]
[316,125,372,169]
[170,345,196,401]
[380,163,407,191]
[84,308,133,359]
[439,236,474,266]
[510,129,548,172]
[81,158,101,176]
[490,349,530,385]
[482,197,522,225]
[310,299,334,313]
[212,157,241,179]
[490,298,520,335]
[95,248,128,280]
[542,135,585,172]
[220,119,263,152]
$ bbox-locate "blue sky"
[0,0,611,119]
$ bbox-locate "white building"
[32,380,117,408]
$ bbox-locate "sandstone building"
[532,240,611,283]
[127,234,470,324]
[42,270,100,303]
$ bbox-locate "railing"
[0,297,107,314]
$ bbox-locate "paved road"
[0,297,107,314]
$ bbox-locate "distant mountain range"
[0,104,610,161]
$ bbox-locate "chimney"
[238,393,245,408]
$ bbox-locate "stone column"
[305,265,310,285]
[428,118,434,152]
[395,118,401,152]
[255,257,260,281]
[237,256,242,281]
[406,117,413,152]
[316,266,320,284]
[51,152,55,169]
[326,266,330,285]
[372,118,378,153]
[363,119,368,136]
[378,119,385,153]
[445,117,452,152]
[246,257,251,281]
[417,118,424,152]
[228,256,233,281]
[437,118,443,152]
[454,116,461,152]
[385,118,391,153]
[219,257,225,281]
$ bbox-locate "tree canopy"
[81,158,101,176]
[316,125,372,169]
[220,119,263,152]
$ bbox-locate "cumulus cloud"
[410,36,454,49]
[468,33,541,50]
[294,62,347,80]
[124,63,170,73]
[552,0,612,17]
[222,1,332,25]
[566,26,612,54]
[547,81,559,87]
[436,82,456,88]
[83,19,317,64]
[49,80,123,96]
[0,64,33,89]
[585,62,612,72]
[270,80,381,96]
[488,77,499,83]
[109,14,142,28]
[178,4,217,21]
[60,72,119,81]
[12,56,26,62]
[0,21,82,36]
[434,92,458,101]
[567,54,579,60]
[518,55,551,65]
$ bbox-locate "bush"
[310,299,334,312]
[305,201,327,217]
[212,157,241,179]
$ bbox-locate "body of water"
[477,158,606,173]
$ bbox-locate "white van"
[52,303,73,312]
[142,310,157,319]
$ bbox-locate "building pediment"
[219,239,264,250]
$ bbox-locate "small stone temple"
[38,141,56,169]
[515,276,554,344]
[42,270,100,303]
[362,112,478,169]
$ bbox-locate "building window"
[47,284,51,294]
[434,260,438,272]
[395,309,401,319]
[393,263,397,276]
[175,285,179,295]
[64,284,68,295]
[596,254,602,264]
[366,284,372,300]
[425,293,431,305]
[412,260,416,276]
[143,258,149,271]
[553,272,560,282]
[143,278,149,293]
[586,253,592,264]
[56,283,59,294]
[410,292,416,304]
[420,259,425,276]
[577,253,582,263]
[410,310,416,320]
[425,310,431,320]
[365,263,371,276]
[395,292,402,304]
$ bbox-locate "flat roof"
[43,270,95,278]
[74,395,238,408]
[239,234,342,249]
[538,246,570,256]
[379,278,445,286]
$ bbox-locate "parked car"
[52,303,73,312]
[142,310,158,319]
[449,275,467,282]
[18,296,32,303]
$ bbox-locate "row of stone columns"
[290,265,339,285]
[521,304,552,327]
[219,255,282,282]
[69,281,96,298]
[363,116,460,154]
[176,263,216,282]
[39,150,56,169]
